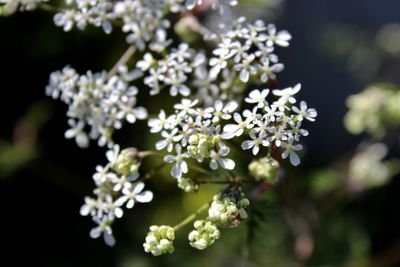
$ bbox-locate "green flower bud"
[177,177,199,193]
[248,157,280,183]
[113,148,140,176]
[188,220,220,250]
[143,225,175,256]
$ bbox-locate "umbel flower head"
[2,0,319,255]
[188,220,220,250]
[143,225,175,256]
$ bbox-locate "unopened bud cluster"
[249,156,280,183]
[144,225,175,256]
[177,177,199,193]
[345,84,400,137]
[188,220,220,250]
[113,148,140,176]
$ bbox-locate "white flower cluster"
[46,66,147,148]
[25,0,319,253]
[80,145,153,246]
[207,18,289,82]
[143,225,175,256]
[0,0,47,15]
[137,43,205,96]
[54,0,115,34]
[53,0,218,51]
[137,18,291,106]
[221,85,317,166]
[188,219,220,250]
[149,98,237,179]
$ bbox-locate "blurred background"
[1,0,400,266]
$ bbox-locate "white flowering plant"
[1,0,318,255]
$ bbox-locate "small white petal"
[90,228,102,239]
[219,158,235,170]
[134,182,145,194]
[240,69,250,82]
[126,199,135,209]
[76,133,89,148]
[114,208,123,218]
[171,164,182,179]
[252,145,260,155]
[103,233,116,247]
[210,159,218,170]
[136,191,153,203]
[241,140,254,150]
[289,152,301,166]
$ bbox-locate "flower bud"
[188,220,220,250]
[177,177,199,193]
[248,157,280,183]
[113,147,140,176]
[143,225,175,256]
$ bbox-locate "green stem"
[173,202,209,231]
[197,180,231,184]
[140,162,167,181]
[106,45,136,79]
[39,3,61,13]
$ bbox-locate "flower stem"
[173,202,209,231]
[106,45,136,79]
[39,3,61,13]
[141,162,167,181]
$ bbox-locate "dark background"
[0,1,399,266]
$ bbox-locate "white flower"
[53,9,76,31]
[241,130,270,155]
[234,53,257,83]
[110,174,134,192]
[148,110,168,133]
[92,165,117,185]
[209,54,230,79]
[89,217,115,247]
[213,38,239,58]
[267,126,288,147]
[258,57,284,82]
[80,197,98,217]
[272,83,301,104]
[164,72,191,96]
[209,146,235,170]
[245,89,270,108]
[174,98,198,116]
[115,182,153,209]
[266,24,292,47]
[164,144,189,179]
[292,101,317,122]
[106,144,120,165]
[137,53,155,71]
[156,128,182,152]
[281,137,303,166]
[221,113,254,139]
[64,119,89,148]
[212,100,238,122]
